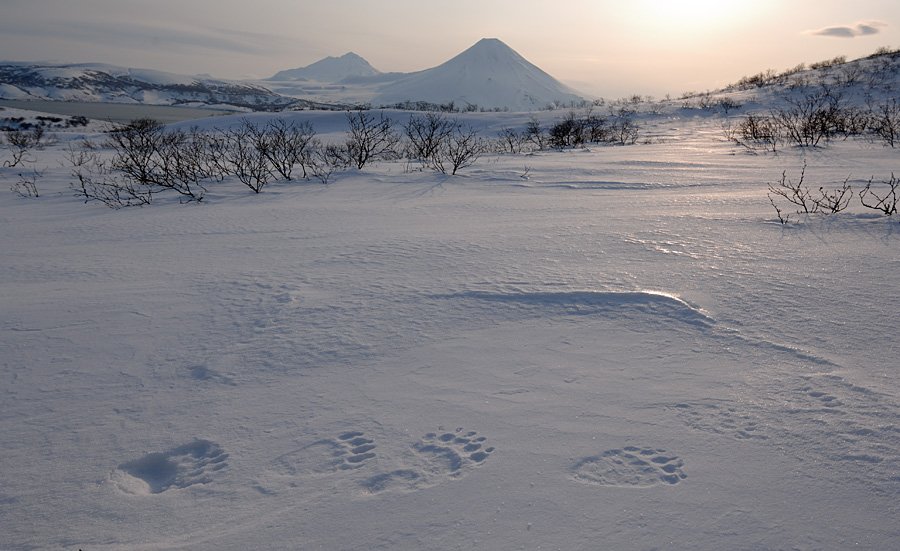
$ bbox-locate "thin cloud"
[0,18,286,58]
[808,20,887,38]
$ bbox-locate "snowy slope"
[269,52,381,82]
[0,62,297,109]
[373,38,585,110]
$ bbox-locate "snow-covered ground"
[1,111,899,550]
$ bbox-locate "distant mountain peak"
[373,38,583,111]
[269,53,380,82]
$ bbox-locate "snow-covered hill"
[373,38,585,111]
[0,62,298,109]
[269,52,381,82]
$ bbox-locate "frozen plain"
[1,111,899,550]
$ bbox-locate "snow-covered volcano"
[373,38,584,111]
[269,52,381,82]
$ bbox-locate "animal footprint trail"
[414,429,496,474]
[113,439,229,495]
[360,428,495,495]
[672,401,768,441]
[273,431,377,477]
[571,446,686,488]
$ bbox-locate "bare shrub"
[308,142,348,185]
[772,89,844,147]
[404,112,455,162]
[736,114,781,152]
[10,166,42,198]
[814,177,853,214]
[432,124,485,175]
[71,155,153,208]
[221,124,273,193]
[809,56,846,71]
[582,110,609,143]
[609,108,639,145]
[245,118,316,180]
[869,99,900,148]
[2,130,36,168]
[767,162,854,223]
[859,173,899,215]
[497,127,526,154]
[717,97,742,115]
[344,110,400,169]
[106,118,206,201]
[548,112,585,149]
[524,117,547,151]
[767,162,816,222]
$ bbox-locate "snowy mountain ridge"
[0,62,300,109]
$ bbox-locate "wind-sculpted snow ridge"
[439,289,715,327]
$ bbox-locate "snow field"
[1,113,899,550]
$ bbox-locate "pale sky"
[2,0,899,98]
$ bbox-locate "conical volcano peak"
[454,38,524,62]
[373,38,583,111]
[472,38,510,49]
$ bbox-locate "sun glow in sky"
[1,0,899,98]
[628,0,752,29]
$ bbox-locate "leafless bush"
[772,89,844,147]
[696,92,716,111]
[837,64,864,87]
[582,111,609,143]
[221,124,273,193]
[809,56,846,71]
[859,173,899,215]
[244,118,317,180]
[767,162,854,223]
[308,142,348,185]
[548,112,585,149]
[432,124,485,175]
[608,109,639,145]
[735,114,781,152]
[71,155,153,208]
[497,127,526,154]
[2,130,36,168]
[869,98,900,147]
[767,162,816,223]
[814,177,853,214]
[106,118,206,201]
[62,142,98,168]
[10,166,42,198]
[832,106,871,139]
[524,117,547,151]
[344,110,400,169]
[404,112,455,162]
[717,97,742,115]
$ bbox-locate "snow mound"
[373,38,584,111]
[441,289,713,326]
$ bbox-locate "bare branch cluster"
[730,92,900,151]
[767,163,899,224]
